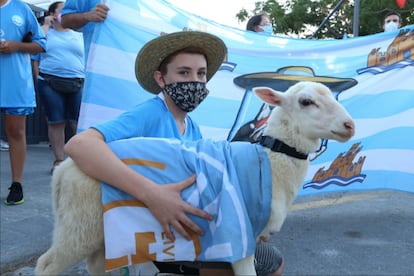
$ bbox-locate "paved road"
[1,144,413,275]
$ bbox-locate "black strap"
[259,135,308,160]
[39,72,84,82]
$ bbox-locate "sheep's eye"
[300,98,314,107]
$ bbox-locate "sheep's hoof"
[259,235,269,242]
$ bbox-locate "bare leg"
[4,114,27,183]
[48,122,66,162]
[69,121,78,135]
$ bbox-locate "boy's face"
[155,52,207,89]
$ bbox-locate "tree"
[235,0,414,39]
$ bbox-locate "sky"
[24,0,258,30]
[165,0,258,30]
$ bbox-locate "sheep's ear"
[254,87,284,106]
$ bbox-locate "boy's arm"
[64,128,212,242]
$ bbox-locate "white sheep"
[35,81,355,275]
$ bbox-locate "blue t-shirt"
[93,96,203,142]
[61,0,100,59]
[0,0,46,108]
[38,28,85,78]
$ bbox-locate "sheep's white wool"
[35,82,354,276]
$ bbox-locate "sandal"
[51,160,63,175]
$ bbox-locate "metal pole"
[353,0,360,37]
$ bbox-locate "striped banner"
[83,0,414,197]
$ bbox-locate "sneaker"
[0,139,9,151]
[4,182,24,205]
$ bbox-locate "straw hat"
[135,31,227,94]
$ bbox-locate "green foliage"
[235,0,414,39]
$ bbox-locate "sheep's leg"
[86,247,109,275]
[35,246,86,275]
[232,255,256,276]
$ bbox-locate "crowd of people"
[1,0,407,275]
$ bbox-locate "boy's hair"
[384,11,402,24]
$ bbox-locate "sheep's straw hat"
[135,31,227,94]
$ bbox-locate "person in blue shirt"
[60,0,109,59]
[65,31,283,276]
[0,0,46,205]
[246,13,273,35]
[33,1,85,174]
[65,30,219,247]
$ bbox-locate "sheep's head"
[254,82,355,144]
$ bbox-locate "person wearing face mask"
[64,31,283,276]
[246,13,274,35]
[32,1,84,174]
[382,11,402,32]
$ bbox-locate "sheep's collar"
[259,136,308,160]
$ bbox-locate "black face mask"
[162,82,209,112]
